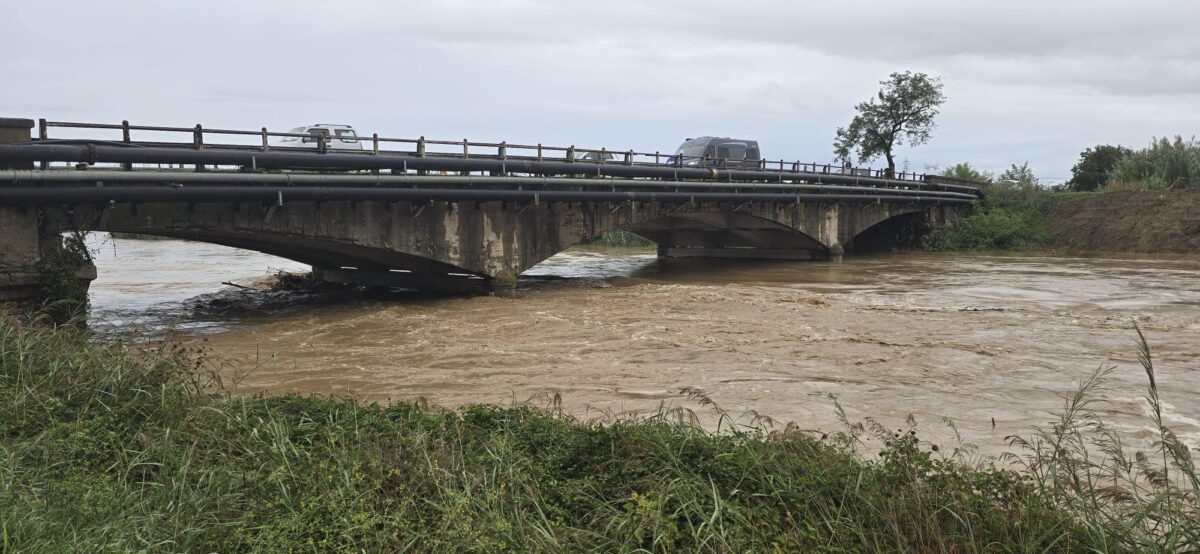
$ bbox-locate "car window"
[335,129,358,142]
[302,128,330,143]
[745,147,760,160]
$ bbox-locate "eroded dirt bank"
[1046,189,1200,253]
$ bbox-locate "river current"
[87,233,1200,458]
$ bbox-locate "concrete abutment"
[0,117,97,305]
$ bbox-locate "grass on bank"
[0,320,1196,552]
[584,230,655,248]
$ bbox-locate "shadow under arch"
[519,210,834,280]
[843,210,931,254]
[104,226,493,293]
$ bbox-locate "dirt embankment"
[1045,189,1200,253]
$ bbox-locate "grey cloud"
[2,0,1197,182]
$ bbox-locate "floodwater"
[87,233,1200,458]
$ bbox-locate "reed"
[0,320,1193,552]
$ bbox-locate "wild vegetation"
[931,134,1200,251]
[1109,136,1200,190]
[0,319,1195,552]
[1066,145,1130,192]
[585,229,655,247]
[1063,137,1200,192]
[928,162,1055,251]
[32,232,92,324]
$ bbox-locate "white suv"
[274,124,362,150]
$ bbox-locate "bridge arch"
[41,198,962,294]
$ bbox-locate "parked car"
[573,150,624,163]
[665,137,761,167]
[272,124,362,151]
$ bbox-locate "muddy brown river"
[87,234,1200,458]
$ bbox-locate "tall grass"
[1004,325,1199,550]
[1110,136,1200,190]
[585,230,655,247]
[0,320,1194,551]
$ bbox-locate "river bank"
[1044,189,1200,254]
[2,320,1195,551]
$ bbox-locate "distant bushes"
[927,163,1051,251]
[1110,136,1200,190]
[933,135,1200,250]
[931,205,1045,250]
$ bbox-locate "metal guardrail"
[34,119,933,182]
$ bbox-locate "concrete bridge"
[0,118,980,299]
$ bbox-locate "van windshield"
[674,144,708,158]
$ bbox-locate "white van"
[273,124,362,150]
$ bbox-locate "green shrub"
[929,164,1053,251]
[33,232,92,324]
[1111,136,1200,190]
[932,206,1046,250]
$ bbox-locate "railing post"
[372,133,379,155]
[37,118,48,169]
[318,133,327,154]
[626,150,633,166]
[461,139,470,176]
[193,124,205,172]
[416,136,427,175]
[655,151,660,165]
[599,147,607,164]
[536,143,543,161]
[566,145,575,162]
[261,127,270,151]
[498,141,507,160]
[120,120,132,171]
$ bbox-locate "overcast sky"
[4,0,1197,183]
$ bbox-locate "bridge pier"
[0,118,97,305]
[0,118,97,306]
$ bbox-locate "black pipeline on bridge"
[0,118,985,207]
